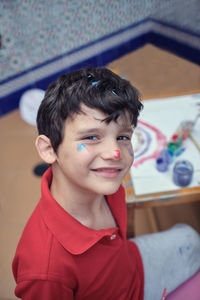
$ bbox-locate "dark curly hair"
[36,66,143,152]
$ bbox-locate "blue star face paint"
[77,143,86,152]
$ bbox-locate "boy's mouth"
[91,167,122,178]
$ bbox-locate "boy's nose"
[101,148,121,160]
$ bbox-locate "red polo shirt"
[12,167,144,300]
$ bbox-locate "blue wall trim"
[0,18,199,117]
[147,32,200,65]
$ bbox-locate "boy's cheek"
[76,143,93,157]
[127,158,134,172]
[123,144,134,160]
[125,149,134,170]
[76,143,95,163]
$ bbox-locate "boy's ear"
[35,135,57,164]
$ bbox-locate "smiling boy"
[12,67,144,299]
[12,67,200,300]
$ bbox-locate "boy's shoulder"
[15,202,52,258]
[12,202,75,284]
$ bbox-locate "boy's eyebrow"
[118,125,134,134]
[76,128,102,135]
[76,126,134,136]
[122,127,134,133]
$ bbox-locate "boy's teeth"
[96,168,119,172]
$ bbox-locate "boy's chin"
[97,183,121,196]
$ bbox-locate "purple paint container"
[156,149,171,172]
[156,157,168,172]
[173,160,194,187]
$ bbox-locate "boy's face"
[54,105,134,196]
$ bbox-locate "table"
[123,93,200,237]
[123,172,200,237]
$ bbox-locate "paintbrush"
[161,288,167,300]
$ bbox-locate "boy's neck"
[50,166,116,230]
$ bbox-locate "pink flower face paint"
[77,143,86,152]
[114,150,120,159]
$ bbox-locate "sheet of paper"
[130,93,200,196]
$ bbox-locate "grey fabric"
[131,224,200,300]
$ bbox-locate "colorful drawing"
[132,120,167,167]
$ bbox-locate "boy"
[12,67,200,300]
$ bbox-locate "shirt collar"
[39,167,127,255]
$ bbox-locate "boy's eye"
[83,136,98,140]
[117,135,130,141]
